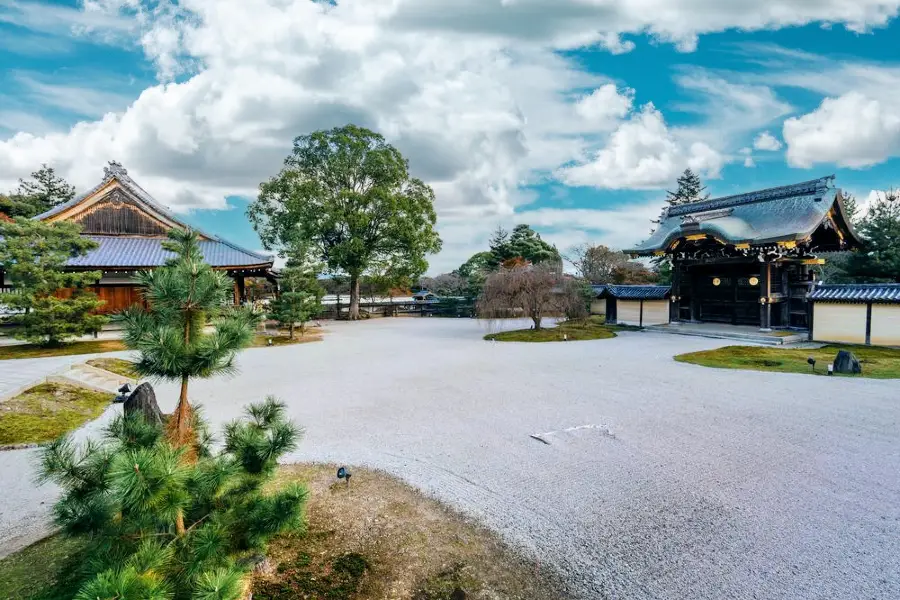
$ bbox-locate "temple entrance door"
[692,264,760,326]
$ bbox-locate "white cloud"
[0,0,709,219]
[753,131,783,151]
[574,84,633,128]
[730,44,900,168]
[784,92,900,168]
[12,72,138,119]
[672,69,793,143]
[557,103,724,189]
[4,0,898,271]
[0,0,134,43]
[387,0,900,54]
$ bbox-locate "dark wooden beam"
[671,260,682,322]
[760,261,772,331]
[866,302,873,345]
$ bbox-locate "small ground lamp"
[267,338,273,346]
[807,356,816,372]
[827,364,834,376]
[114,383,132,403]
[337,466,352,485]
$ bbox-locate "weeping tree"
[477,264,565,330]
[119,229,259,449]
[39,397,306,600]
[249,124,442,320]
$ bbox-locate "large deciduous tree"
[565,244,629,284]
[119,229,259,452]
[249,125,442,320]
[846,189,900,282]
[0,218,107,346]
[455,251,493,298]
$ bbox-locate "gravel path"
[1,319,898,599]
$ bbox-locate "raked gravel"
[1,318,898,599]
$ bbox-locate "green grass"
[86,358,138,378]
[0,339,126,360]
[484,316,619,342]
[675,344,900,379]
[0,382,112,445]
[0,535,88,600]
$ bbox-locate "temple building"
[626,176,861,331]
[9,162,275,313]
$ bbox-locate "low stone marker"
[123,382,165,426]
[833,350,862,375]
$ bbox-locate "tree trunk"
[168,376,193,448]
[175,511,186,536]
[532,315,542,330]
[289,322,294,340]
[349,274,360,320]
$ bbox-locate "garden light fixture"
[337,466,352,484]
[114,383,132,403]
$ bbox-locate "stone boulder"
[123,382,165,427]
[833,350,862,375]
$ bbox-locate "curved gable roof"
[626,176,862,256]
[34,162,273,269]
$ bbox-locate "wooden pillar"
[865,302,873,345]
[670,260,682,322]
[689,267,700,322]
[780,267,791,327]
[233,275,245,306]
[760,261,772,331]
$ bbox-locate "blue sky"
[2,0,900,272]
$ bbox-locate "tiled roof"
[626,176,861,255]
[67,236,272,269]
[597,285,671,300]
[37,166,177,223]
[33,162,273,270]
[808,283,900,304]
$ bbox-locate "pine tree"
[271,267,324,338]
[846,189,900,282]
[666,169,710,206]
[16,164,76,213]
[39,397,307,600]
[488,224,560,269]
[0,218,107,346]
[840,192,860,224]
[487,226,512,268]
[119,229,260,452]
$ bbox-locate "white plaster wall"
[871,305,900,347]
[813,303,867,345]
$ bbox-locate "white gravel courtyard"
[1,318,898,599]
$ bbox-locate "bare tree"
[612,261,657,284]
[565,244,629,284]
[477,264,563,330]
